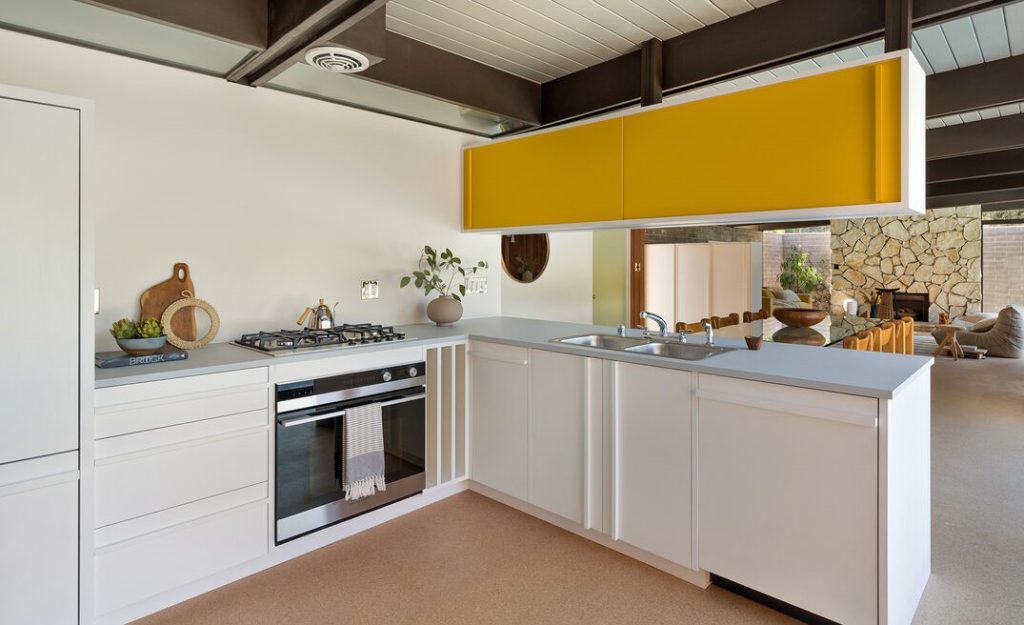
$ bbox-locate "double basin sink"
[551,333,733,361]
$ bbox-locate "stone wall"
[831,206,982,321]
[644,225,762,245]
[982,224,1024,311]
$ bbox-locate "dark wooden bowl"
[772,307,827,328]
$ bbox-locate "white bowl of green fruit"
[111,318,167,356]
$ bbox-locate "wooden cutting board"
[140,263,196,341]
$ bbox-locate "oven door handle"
[377,392,426,408]
[278,409,347,428]
[278,393,425,427]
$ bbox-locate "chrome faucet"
[639,311,669,338]
[703,320,715,346]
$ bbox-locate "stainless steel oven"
[275,362,426,543]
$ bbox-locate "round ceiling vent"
[304,46,370,73]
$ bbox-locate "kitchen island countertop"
[95,316,932,399]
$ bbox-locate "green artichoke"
[110,318,138,339]
[136,318,164,338]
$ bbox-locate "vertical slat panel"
[455,344,467,479]
[425,347,440,488]
[441,346,454,483]
[584,357,604,532]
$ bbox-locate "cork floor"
[134,489,793,625]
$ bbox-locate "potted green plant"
[400,246,487,326]
[778,247,825,294]
[110,317,166,355]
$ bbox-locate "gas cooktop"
[234,323,413,356]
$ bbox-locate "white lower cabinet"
[0,469,79,625]
[468,342,694,570]
[529,349,586,524]
[93,368,271,620]
[696,374,879,625]
[94,500,268,617]
[612,362,693,567]
[469,342,530,500]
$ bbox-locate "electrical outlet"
[466,277,487,295]
[361,280,379,300]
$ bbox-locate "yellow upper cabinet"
[462,51,922,231]
[464,119,623,230]
[623,58,905,221]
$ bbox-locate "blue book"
[95,346,188,368]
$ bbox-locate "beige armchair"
[762,287,812,314]
[934,305,1023,358]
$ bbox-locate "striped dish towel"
[342,403,386,501]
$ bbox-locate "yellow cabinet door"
[464,119,623,230]
[623,58,902,220]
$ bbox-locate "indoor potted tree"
[400,246,487,326]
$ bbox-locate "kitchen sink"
[552,334,648,350]
[624,342,734,360]
[551,334,732,361]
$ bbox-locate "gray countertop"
[95,316,932,399]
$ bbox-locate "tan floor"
[137,353,1024,625]
[135,491,793,625]
[913,354,1024,625]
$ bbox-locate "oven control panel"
[276,361,427,403]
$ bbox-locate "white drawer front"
[95,367,268,408]
[95,430,268,527]
[96,387,268,439]
[94,500,268,617]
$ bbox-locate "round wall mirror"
[501,234,550,284]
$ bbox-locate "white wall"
[0,29,506,351]
[501,232,593,323]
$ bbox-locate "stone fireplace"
[893,292,930,321]
[831,206,982,322]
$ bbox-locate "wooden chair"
[843,330,872,351]
[743,309,769,323]
[867,326,882,351]
[901,316,915,355]
[892,318,907,354]
[874,322,897,353]
[676,321,704,333]
[715,313,740,328]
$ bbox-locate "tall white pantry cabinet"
[0,83,94,624]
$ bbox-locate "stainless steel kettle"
[297,298,338,330]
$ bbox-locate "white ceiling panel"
[971,8,1011,61]
[1008,2,1024,54]
[386,0,778,82]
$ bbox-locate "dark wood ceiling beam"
[226,0,386,87]
[982,199,1024,211]
[927,146,1024,182]
[886,0,913,51]
[641,39,664,107]
[927,54,1024,118]
[927,173,1024,207]
[541,0,1016,125]
[80,0,267,49]
[340,30,541,125]
[927,114,1024,159]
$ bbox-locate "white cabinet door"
[697,374,878,625]
[0,474,79,625]
[674,243,711,323]
[612,362,692,567]
[0,96,80,464]
[709,242,751,317]
[469,342,529,500]
[529,349,585,524]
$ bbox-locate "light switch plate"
[466,277,487,295]
[361,280,379,300]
